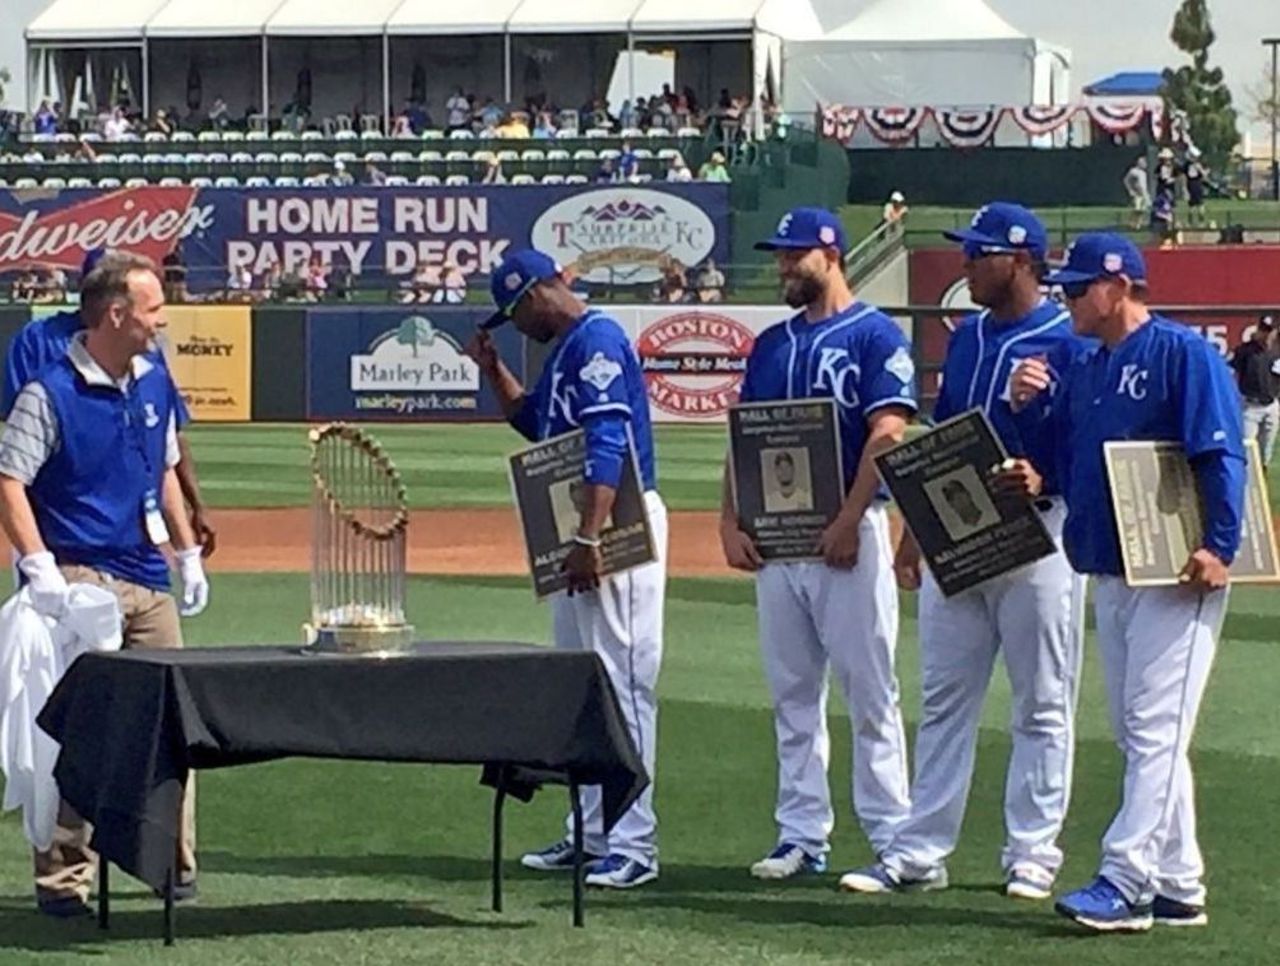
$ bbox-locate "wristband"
[572,533,602,549]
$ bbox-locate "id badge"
[143,489,170,545]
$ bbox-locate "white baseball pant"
[1092,577,1227,906]
[884,499,1086,880]
[1242,400,1278,469]
[553,490,667,868]
[755,504,912,858]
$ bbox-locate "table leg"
[97,860,109,930]
[491,775,507,913]
[163,866,175,946]
[570,779,584,928]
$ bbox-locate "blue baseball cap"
[943,202,1048,260]
[1044,232,1147,286]
[81,247,105,278]
[755,207,848,252]
[482,249,563,329]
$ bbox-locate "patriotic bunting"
[820,105,861,144]
[1009,105,1076,136]
[933,108,1003,148]
[1085,102,1147,133]
[862,107,928,144]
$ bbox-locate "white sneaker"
[839,862,948,894]
[749,843,827,880]
[1006,864,1055,901]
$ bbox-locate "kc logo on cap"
[1008,225,1027,245]
[776,213,793,236]
[1103,253,1123,273]
[505,272,523,291]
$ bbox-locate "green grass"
[838,200,1280,251]
[1,573,1277,964]
[187,423,728,512]
[185,423,1280,517]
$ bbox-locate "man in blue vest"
[2,249,217,555]
[0,251,210,917]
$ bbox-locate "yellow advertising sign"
[158,306,252,422]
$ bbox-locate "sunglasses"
[1059,280,1094,299]
[962,244,1018,261]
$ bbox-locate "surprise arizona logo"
[637,310,755,418]
[531,188,716,285]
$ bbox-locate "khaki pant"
[34,565,196,905]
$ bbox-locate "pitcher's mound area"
[211,508,737,578]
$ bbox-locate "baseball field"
[0,422,1276,966]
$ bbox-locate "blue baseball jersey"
[2,309,190,427]
[1018,316,1246,575]
[933,301,1093,497]
[511,310,657,490]
[739,302,917,489]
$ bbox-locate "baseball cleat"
[1153,895,1208,927]
[1054,876,1153,932]
[583,854,658,889]
[520,840,603,872]
[750,843,827,880]
[1005,864,1055,900]
[838,862,948,894]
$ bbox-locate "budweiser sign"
[0,187,214,272]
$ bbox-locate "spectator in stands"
[404,259,439,304]
[595,157,620,184]
[1124,157,1151,229]
[698,151,731,183]
[882,190,909,230]
[151,109,174,137]
[10,272,39,303]
[1150,190,1176,247]
[695,260,725,303]
[256,259,282,302]
[103,108,130,141]
[650,95,674,128]
[652,257,689,304]
[1155,147,1178,199]
[44,268,69,303]
[75,138,97,163]
[666,153,692,182]
[278,260,308,301]
[34,101,57,136]
[364,161,388,187]
[1184,146,1208,226]
[208,98,229,131]
[479,98,505,130]
[619,141,640,181]
[441,262,467,305]
[226,261,253,301]
[619,100,637,131]
[589,99,615,131]
[405,99,430,135]
[162,246,188,305]
[533,112,557,139]
[328,257,352,302]
[306,255,329,301]
[446,88,471,132]
[496,113,530,139]
[481,156,507,185]
[333,159,354,187]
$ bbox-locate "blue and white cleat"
[1153,895,1208,927]
[584,854,658,889]
[1054,877,1153,932]
[838,861,948,894]
[749,843,827,880]
[520,840,603,872]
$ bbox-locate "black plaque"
[728,399,844,560]
[508,429,655,599]
[1103,439,1280,586]
[875,409,1056,596]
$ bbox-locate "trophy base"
[302,623,416,656]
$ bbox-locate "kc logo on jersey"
[548,370,579,427]
[1116,364,1149,401]
[814,348,861,408]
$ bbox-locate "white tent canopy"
[266,0,404,37]
[386,0,523,36]
[506,0,637,34]
[27,0,165,41]
[782,0,1070,113]
[628,0,822,38]
[145,0,279,38]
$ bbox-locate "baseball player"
[1008,233,1245,931]
[2,249,217,556]
[720,207,914,880]
[840,203,1090,900]
[465,249,666,889]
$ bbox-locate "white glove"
[18,551,70,618]
[176,546,209,618]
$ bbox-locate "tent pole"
[504,33,512,105]
[260,35,269,124]
[627,33,635,106]
[141,37,150,118]
[383,32,391,130]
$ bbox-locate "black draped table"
[37,642,648,943]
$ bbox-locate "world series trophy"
[304,423,414,654]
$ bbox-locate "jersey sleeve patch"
[579,351,623,392]
[884,345,915,384]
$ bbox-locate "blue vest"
[31,355,174,590]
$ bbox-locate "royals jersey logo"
[813,348,861,408]
[1117,364,1149,401]
[579,352,622,394]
